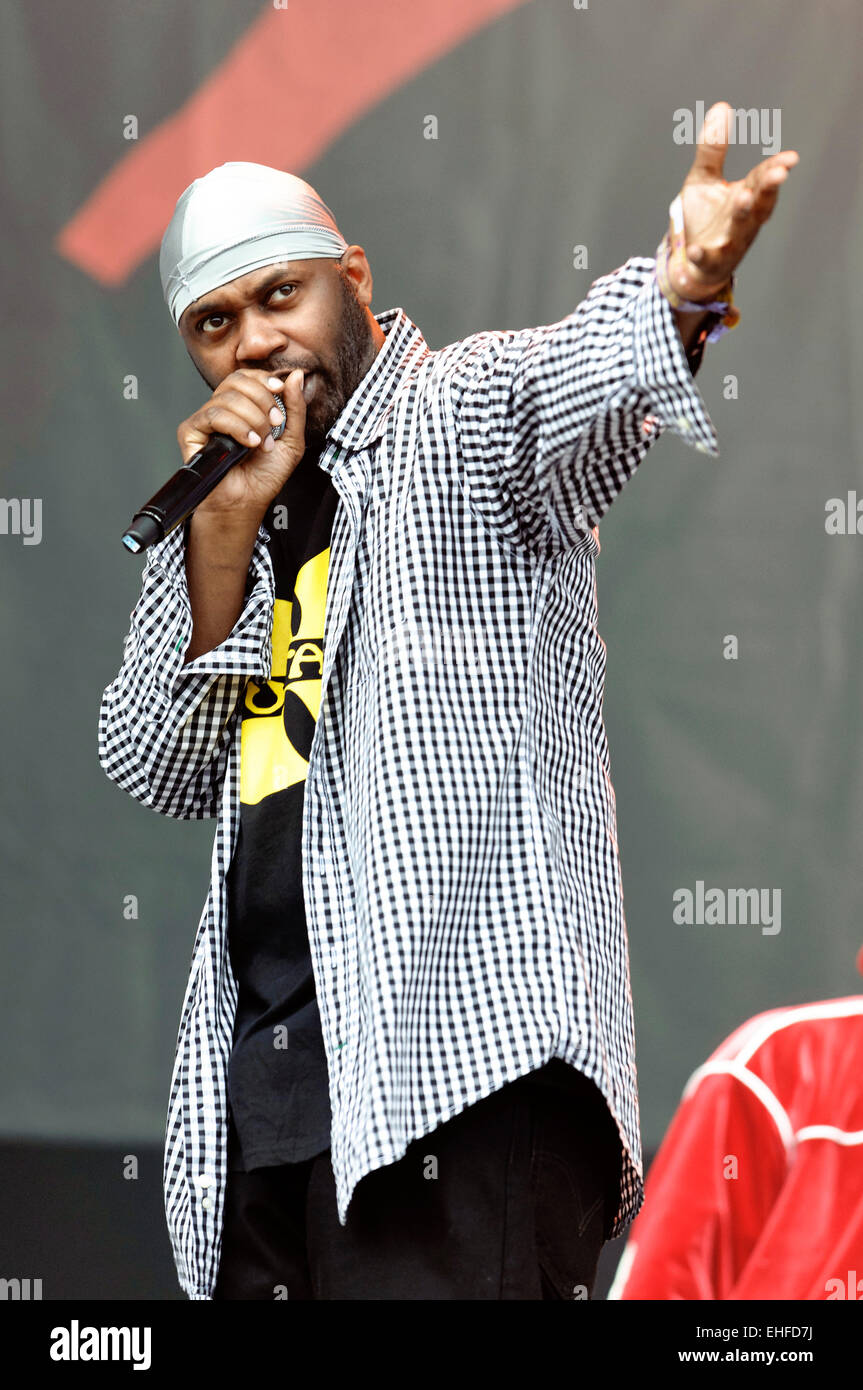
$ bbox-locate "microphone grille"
[270,393,287,440]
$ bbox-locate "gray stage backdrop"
[1,0,860,1157]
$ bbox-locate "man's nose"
[234,307,290,366]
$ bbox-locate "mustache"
[268,362,321,378]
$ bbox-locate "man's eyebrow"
[187,266,307,320]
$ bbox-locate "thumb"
[272,367,308,463]
[691,100,730,180]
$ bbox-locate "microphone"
[120,393,288,554]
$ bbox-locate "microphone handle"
[121,392,287,554]
[122,435,249,553]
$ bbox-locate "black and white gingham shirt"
[98,256,719,1299]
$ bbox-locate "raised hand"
[666,101,800,303]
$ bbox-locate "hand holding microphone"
[121,367,309,552]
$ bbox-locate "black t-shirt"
[225,453,339,1170]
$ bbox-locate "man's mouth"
[271,367,319,404]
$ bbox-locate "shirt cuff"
[139,520,275,680]
[631,267,720,458]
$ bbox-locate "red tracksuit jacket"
[609,996,863,1300]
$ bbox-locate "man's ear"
[337,245,373,303]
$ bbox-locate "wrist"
[655,229,740,343]
[184,507,266,579]
[188,504,266,538]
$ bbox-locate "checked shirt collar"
[316,306,430,467]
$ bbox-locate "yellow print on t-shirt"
[238,547,329,805]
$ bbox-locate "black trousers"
[213,1066,622,1300]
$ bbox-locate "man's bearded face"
[277,267,376,451]
[180,257,379,457]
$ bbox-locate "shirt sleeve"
[608,1068,789,1300]
[97,517,275,819]
[454,256,720,554]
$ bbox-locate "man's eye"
[196,284,294,333]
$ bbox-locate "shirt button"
[201,1198,211,1210]
[676,415,691,433]
[196,1173,213,1189]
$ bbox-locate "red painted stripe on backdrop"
[56,0,531,286]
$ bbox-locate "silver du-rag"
[159,161,349,328]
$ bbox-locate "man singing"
[98,101,797,1300]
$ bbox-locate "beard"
[300,270,377,455]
